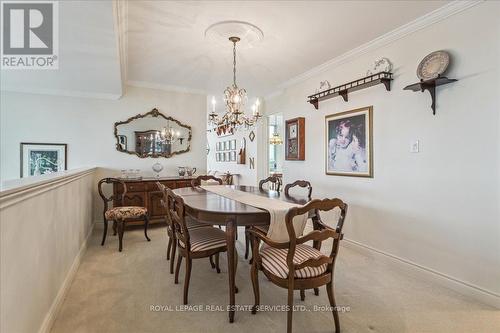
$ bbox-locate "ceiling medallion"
[208,33,262,134]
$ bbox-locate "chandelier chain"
[233,40,237,86]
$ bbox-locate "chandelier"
[269,133,283,145]
[158,122,180,144]
[208,36,262,133]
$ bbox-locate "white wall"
[0,85,207,181]
[0,168,96,333]
[266,2,500,305]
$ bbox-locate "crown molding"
[268,0,483,98]
[126,80,207,95]
[0,86,122,100]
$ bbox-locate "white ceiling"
[126,0,449,97]
[0,0,452,99]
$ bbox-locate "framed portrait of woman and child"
[325,106,373,177]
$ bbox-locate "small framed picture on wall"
[285,117,305,160]
[230,151,236,161]
[20,142,67,178]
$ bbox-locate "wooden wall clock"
[285,117,305,160]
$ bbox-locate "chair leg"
[215,252,221,273]
[287,280,295,333]
[244,228,250,260]
[170,239,177,274]
[183,258,192,305]
[175,254,183,284]
[300,289,305,301]
[166,236,172,260]
[314,287,319,296]
[143,215,151,241]
[250,259,260,314]
[209,255,215,269]
[101,219,108,246]
[326,282,340,333]
[112,220,117,235]
[117,219,125,252]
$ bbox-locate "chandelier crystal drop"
[208,36,262,134]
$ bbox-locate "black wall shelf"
[403,75,457,115]
[307,72,393,109]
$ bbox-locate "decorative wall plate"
[417,51,450,81]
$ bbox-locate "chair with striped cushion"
[165,188,228,305]
[248,198,348,333]
[157,183,213,275]
[245,179,313,262]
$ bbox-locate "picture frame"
[325,106,373,177]
[230,139,236,150]
[216,153,221,162]
[117,135,127,151]
[20,142,67,178]
[216,142,220,151]
[225,152,230,161]
[285,117,305,160]
[230,151,236,161]
[224,141,229,151]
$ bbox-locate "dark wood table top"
[173,185,311,216]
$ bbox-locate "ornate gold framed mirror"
[114,108,192,158]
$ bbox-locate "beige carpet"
[51,225,499,333]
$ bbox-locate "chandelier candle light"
[208,36,262,134]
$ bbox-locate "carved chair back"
[259,175,282,192]
[165,188,191,251]
[157,182,174,231]
[190,175,223,187]
[98,178,127,214]
[284,180,312,199]
[285,199,347,276]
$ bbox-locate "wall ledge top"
[0,167,97,209]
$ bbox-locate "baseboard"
[38,220,96,333]
[342,238,500,309]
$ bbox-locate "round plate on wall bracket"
[248,131,255,142]
[417,50,450,80]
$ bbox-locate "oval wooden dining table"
[172,185,313,323]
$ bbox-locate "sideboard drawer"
[176,180,191,188]
[147,181,176,191]
[126,183,146,192]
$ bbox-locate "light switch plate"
[410,140,420,153]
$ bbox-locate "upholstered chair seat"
[104,206,148,220]
[178,227,227,252]
[260,244,328,279]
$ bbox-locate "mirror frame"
[113,108,192,158]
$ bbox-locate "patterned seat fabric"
[105,206,147,220]
[260,244,328,279]
[179,227,227,252]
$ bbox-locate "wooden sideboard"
[113,177,194,225]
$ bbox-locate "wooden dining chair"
[284,180,312,199]
[248,198,348,333]
[166,188,228,305]
[190,175,223,187]
[157,182,213,274]
[258,175,282,192]
[98,178,150,252]
[245,179,312,260]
